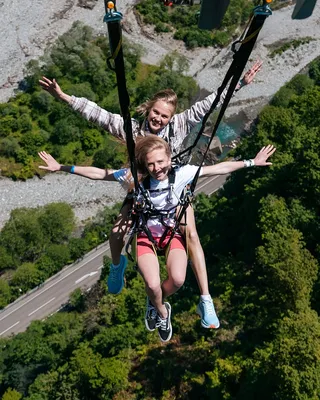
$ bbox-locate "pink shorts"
[137,234,185,257]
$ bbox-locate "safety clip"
[103,1,123,23]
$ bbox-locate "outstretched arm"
[201,145,276,177]
[39,77,72,104]
[38,151,116,181]
[174,60,264,143]
[39,77,128,141]
[235,59,263,91]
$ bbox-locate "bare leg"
[178,207,219,329]
[179,205,210,295]
[162,248,187,298]
[109,202,132,265]
[138,253,167,319]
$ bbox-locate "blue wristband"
[70,165,75,174]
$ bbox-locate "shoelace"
[202,300,215,316]
[109,266,120,283]
[156,315,168,330]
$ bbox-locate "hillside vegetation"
[0,21,198,180]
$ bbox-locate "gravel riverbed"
[0,0,320,228]
[0,173,126,228]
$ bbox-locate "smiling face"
[145,148,171,181]
[147,100,175,134]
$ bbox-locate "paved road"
[0,174,229,337]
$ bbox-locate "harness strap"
[126,167,189,258]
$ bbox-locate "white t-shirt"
[114,165,203,237]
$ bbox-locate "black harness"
[125,168,189,259]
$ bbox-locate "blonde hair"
[135,136,171,175]
[136,89,178,117]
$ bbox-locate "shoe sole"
[196,307,220,329]
[145,321,156,332]
[158,302,172,342]
[107,256,128,295]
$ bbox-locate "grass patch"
[269,37,315,58]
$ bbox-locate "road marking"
[97,265,103,270]
[28,297,56,316]
[0,243,110,322]
[75,271,98,284]
[195,175,220,192]
[0,321,20,336]
[207,186,223,196]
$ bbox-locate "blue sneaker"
[196,298,220,329]
[107,255,127,294]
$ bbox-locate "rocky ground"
[0,0,320,228]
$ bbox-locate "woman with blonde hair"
[39,134,275,342]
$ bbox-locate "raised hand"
[241,59,263,85]
[38,151,61,172]
[39,77,71,103]
[253,144,276,166]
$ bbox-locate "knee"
[170,275,185,290]
[145,279,161,294]
[187,228,200,245]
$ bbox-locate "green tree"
[68,238,88,261]
[56,141,84,165]
[81,129,103,155]
[38,203,75,244]
[10,263,44,293]
[20,132,47,157]
[0,208,44,262]
[2,388,22,400]
[242,309,320,400]
[69,288,85,312]
[0,137,20,158]
[67,342,130,398]
[256,195,318,315]
[25,371,59,400]
[0,278,11,309]
[0,246,16,272]
[43,244,71,273]
[92,137,126,169]
[51,119,81,145]
[309,57,320,85]
[286,73,314,95]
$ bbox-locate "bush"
[81,129,103,156]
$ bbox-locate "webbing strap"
[104,1,139,192]
[173,4,271,195]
